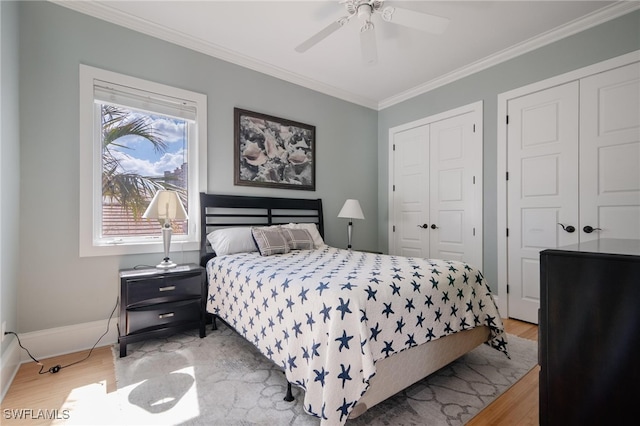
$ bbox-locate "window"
[79,65,207,256]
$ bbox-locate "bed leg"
[284,382,294,402]
[212,315,217,331]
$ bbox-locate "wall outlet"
[1,321,6,342]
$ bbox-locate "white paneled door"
[507,82,580,324]
[506,61,640,324]
[393,125,430,258]
[429,113,482,264]
[579,62,640,241]
[392,106,482,269]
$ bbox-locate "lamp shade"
[142,190,188,221]
[338,199,365,220]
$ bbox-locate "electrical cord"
[4,297,119,375]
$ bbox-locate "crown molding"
[50,1,638,111]
[378,1,640,110]
[49,0,379,110]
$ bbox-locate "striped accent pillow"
[280,228,314,250]
[251,227,291,256]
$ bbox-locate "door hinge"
[393,144,396,151]
[473,227,476,236]
[506,228,509,237]
[506,115,509,125]
[393,184,396,192]
[472,176,476,184]
[506,171,509,181]
[473,124,476,132]
[392,225,396,232]
[506,284,510,294]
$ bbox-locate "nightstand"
[118,263,206,357]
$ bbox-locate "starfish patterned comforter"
[206,246,507,425]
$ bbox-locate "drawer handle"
[158,312,175,319]
[159,285,176,292]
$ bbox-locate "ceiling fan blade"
[381,6,450,34]
[295,20,344,53]
[360,24,377,66]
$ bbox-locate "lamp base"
[157,223,176,269]
[156,258,177,269]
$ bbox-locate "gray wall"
[1,1,20,356]
[8,1,640,337]
[16,1,377,333]
[377,10,640,292]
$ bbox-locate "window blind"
[93,79,197,122]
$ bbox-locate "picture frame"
[234,108,316,191]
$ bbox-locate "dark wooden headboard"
[199,193,324,267]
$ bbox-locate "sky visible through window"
[111,110,187,180]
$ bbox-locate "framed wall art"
[234,108,316,191]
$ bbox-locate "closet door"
[579,62,640,241]
[429,112,481,266]
[506,81,579,324]
[393,125,430,257]
[391,103,482,262]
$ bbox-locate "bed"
[199,193,508,425]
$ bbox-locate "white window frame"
[79,64,207,257]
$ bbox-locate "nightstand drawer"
[127,299,200,334]
[126,274,201,307]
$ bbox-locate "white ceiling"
[54,1,637,110]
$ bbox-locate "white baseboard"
[1,338,21,402]
[16,318,119,363]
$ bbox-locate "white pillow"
[283,223,325,248]
[206,227,257,256]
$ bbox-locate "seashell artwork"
[264,129,286,160]
[288,149,309,165]
[234,108,316,191]
[242,142,268,166]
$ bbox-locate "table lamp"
[337,199,365,249]
[143,190,188,269]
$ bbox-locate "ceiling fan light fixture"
[360,20,374,33]
[381,6,394,22]
[357,3,373,21]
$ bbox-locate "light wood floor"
[1,318,538,425]
[467,318,539,426]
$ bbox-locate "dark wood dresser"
[539,239,640,425]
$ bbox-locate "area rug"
[111,322,537,425]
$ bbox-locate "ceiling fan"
[295,0,450,66]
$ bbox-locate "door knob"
[557,223,575,233]
[583,225,602,234]
[431,224,438,229]
[417,224,429,229]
